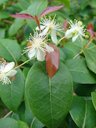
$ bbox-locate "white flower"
[36,17,62,44]
[24,33,54,61]
[0,62,17,85]
[65,20,85,42]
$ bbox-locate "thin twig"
[14,59,31,70]
[3,111,13,118]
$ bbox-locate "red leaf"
[63,20,69,30]
[87,23,94,30]
[87,23,95,37]
[40,5,64,17]
[11,13,41,29]
[11,13,35,20]
[46,44,60,78]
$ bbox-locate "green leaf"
[63,42,81,59]
[25,62,73,128]
[84,45,96,74]
[0,11,10,19]
[59,48,66,62]
[31,118,44,128]
[91,91,96,110]
[56,0,70,8]
[0,99,8,118]
[18,120,29,128]
[0,29,5,38]
[78,0,90,9]
[17,0,30,10]
[0,69,25,111]
[0,118,28,128]
[9,19,25,36]
[0,39,21,62]
[70,96,96,128]
[26,0,48,16]
[0,0,8,5]
[66,57,96,84]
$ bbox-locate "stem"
[84,38,93,48]
[14,59,31,70]
[3,111,13,118]
[73,37,93,59]
[73,49,83,59]
[58,36,65,44]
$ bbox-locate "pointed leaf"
[25,62,73,128]
[87,23,96,38]
[11,13,35,19]
[46,44,60,78]
[40,5,64,17]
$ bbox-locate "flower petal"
[3,62,15,73]
[51,30,58,44]
[65,29,73,38]
[28,48,36,59]
[72,34,79,42]
[45,44,54,53]
[40,27,49,36]
[37,49,45,61]
[6,70,17,77]
[36,25,46,31]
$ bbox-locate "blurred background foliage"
[0,0,96,128]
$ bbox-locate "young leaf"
[40,5,64,17]
[11,13,35,19]
[11,14,40,29]
[46,44,60,78]
[70,96,96,128]
[25,62,73,128]
[87,23,96,38]
[0,69,25,111]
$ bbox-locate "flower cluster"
[1,17,86,85]
[24,33,54,61]
[36,17,62,44]
[0,61,17,85]
[24,17,62,61]
[24,17,86,61]
[65,20,86,42]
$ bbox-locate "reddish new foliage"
[11,13,35,19]
[46,44,60,78]
[40,5,64,17]
[87,23,96,38]
[63,20,69,30]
